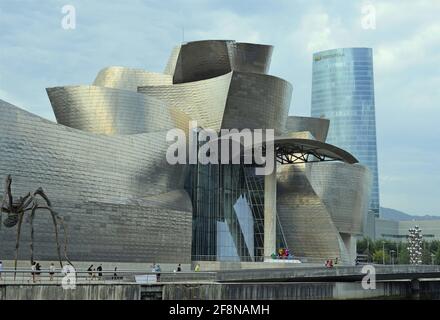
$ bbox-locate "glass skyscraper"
[311,48,380,216]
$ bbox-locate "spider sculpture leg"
[13,210,25,280]
[32,188,64,268]
[56,214,74,267]
[47,207,64,269]
[29,205,37,265]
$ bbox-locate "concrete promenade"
[1,264,440,300]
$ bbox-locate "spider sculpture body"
[0,175,71,277]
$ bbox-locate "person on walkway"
[195,264,201,272]
[154,264,161,282]
[113,267,118,280]
[87,264,94,280]
[0,260,3,280]
[49,263,55,281]
[35,262,41,282]
[97,264,103,279]
[177,264,182,272]
[31,261,37,283]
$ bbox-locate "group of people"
[324,258,339,268]
[0,260,198,283]
[86,264,104,280]
[31,261,56,282]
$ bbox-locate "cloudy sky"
[0,0,439,215]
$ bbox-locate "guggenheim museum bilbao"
[0,40,371,265]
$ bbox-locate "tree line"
[357,238,440,265]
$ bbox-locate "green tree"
[357,238,369,254]
[373,249,389,264]
[434,248,440,265]
[430,240,440,253]
[398,245,410,264]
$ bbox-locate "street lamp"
[390,250,396,265]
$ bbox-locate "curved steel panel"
[221,72,291,135]
[173,40,273,84]
[229,42,273,74]
[277,164,350,263]
[284,116,330,142]
[306,162,372,235]
[93,66,172,91]
[164,45,181,75]
[139,71,291,134]
[0,100,192,263]
[139,72,233,131]
[46,85,187,135]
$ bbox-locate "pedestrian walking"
[97,264,103,279]
[31,261,37,283]
[49,263,55,281]
[87,264,94,280]
[154,264,161,282]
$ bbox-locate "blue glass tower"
[311,48,380,216]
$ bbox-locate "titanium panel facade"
[139,71,291,135]
[306,162,372,235]
[311,48,380,216]
[47,85,189,135]
[221,72,291,134]
[173,40,273,84]
[0,99,192,263]
[93,66,172,91]
[284,116,330,142]
[277,164,350,263]
[164,45,182,76]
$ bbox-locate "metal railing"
[0,268,217,285]
[191,255,330,264]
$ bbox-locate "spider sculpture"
[0,175,71,276]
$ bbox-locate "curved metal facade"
[221,72,291,134]
[306,162,372,235]
[138,72,233,131]
[47,85,188,135]
[173,40,273,84]
[277,161,370,263]
[284,116,330,142]
[93,66,172,91]
[0,99,192,263]
[277,164,349,262]
[164,45,181,76]
[139,71,291,135]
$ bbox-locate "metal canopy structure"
[201,134,359,166]
[273,137,359,165]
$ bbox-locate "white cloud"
[375,23,440,73]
